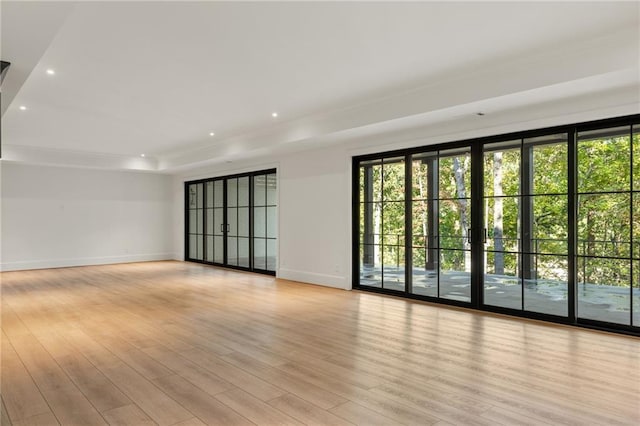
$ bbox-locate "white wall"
[1,162,174,271]
[171,106,638,291]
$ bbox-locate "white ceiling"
[1,1,638,172]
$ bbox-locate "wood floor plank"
[267,393,354,426]
[101,404,155,426]
[152,374,253,426]
[2,261,639,426]
[215,389,303,426]
[10,412,59,426]
[220,351,347,410]
[1,333,55,422]
[329,401,403,426]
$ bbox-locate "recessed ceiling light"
[476,112,485,116]
[19,106,27,111]
[46,69,55,75]
[140,154,145,158]
[271,112,278,118]
[209,132,215,136]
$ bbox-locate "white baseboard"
[0,253,175,272]
[278,268,350,290]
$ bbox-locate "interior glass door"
[409,148,471,302]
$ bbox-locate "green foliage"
[359,131,640,288]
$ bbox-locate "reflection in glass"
[227,238,238,266]
[254,239,266,270]
[227,178,237,207]
[238,208,249,237]
[214,180,224,207]
[523,255,568,316]
[440,249,470,302]
[238,238,249,268]
[267,239,277,271]
[266,173,277,205]
[484,252,521,309]
[214,236,223,264]
[206,236,214,262]
[254,175,266,206]
[238,177,249,207]
[578,257,631,325]
[267,207,277,238]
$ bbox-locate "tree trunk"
[453,157,470,271]
[493,153,504,274]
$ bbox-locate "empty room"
[1,1,639,425]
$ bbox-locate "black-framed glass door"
[482,135,569,317]
[353,114,640,335]
[185,169,276,275]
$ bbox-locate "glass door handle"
[220,224,224,233]
[467,228,472,244]
[226,224,230,232]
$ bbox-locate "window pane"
[267,207,277,239]
[485,196,519,253]
[189,209,197,234]
[266,173,277,205]
[254,175,266,206]
[440,249,470,302]
[206,236,214,262]
[382,158,405,201]
[238,177,249,207]
[196,209,203,234]
[527,136,568,195]
[634,127,640,191]
[188,184,198,208]
[254,207,266,238]
[254,238,266,270]
[214,180,224,207]
[266,239,277,271]
[382,244,404,292]
[577,193,630,258]
[238,207,249,237]
[523,255,568,317]
[227,178,237,207]
[382,202,404,244]
[439,149,470,200]
[633,261,639,327]
[634,193,640,260]
[411,153,436,200]
[206,182,214,208]
[578,257,631,325]
[484,252,521,310]
[361,160,383,202]
[196,183,203,208]
[530,195,568,255]
[238,238,249,268]
[189,235,197,259]
[361,245,382,287]
[439,199,469,250]
[227,208,237,237]
[214,236,224,264]
[227,237,238,266]
[213,208,224,236]
[411,246,437,298]
[578,126,630,193]
[484,142,521,197]
[205,209,213,235]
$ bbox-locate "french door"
[186,169,277,275]
[354,114,640,334]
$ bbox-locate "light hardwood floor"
[1,261,639,425]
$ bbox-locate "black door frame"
[185,168,277,276]
[353,114,640,336]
